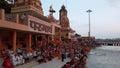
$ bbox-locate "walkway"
[15,58,70,68]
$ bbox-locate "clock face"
[61,12,64,16]
[61,16,69,28]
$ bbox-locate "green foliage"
[75,33,81,37]
[0,0,13,13]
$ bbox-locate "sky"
[41,0,120,39]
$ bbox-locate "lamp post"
[86,9,92,45]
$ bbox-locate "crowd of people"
[0,40,91,68]
[61,42,90,68]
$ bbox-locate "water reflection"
[87,46,120,68]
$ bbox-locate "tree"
[0,0,13,13]
[75,33,81,37]
[75,33,81,42]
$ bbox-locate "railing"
[5,14,16,23]
[0,9,29,25]
[99,42,120,46]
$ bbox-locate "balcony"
[5,14,16,23]
[0,9,28,31]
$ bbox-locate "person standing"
[61,48,65,62]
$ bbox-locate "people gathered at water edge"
[0,40,90,68]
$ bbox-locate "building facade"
[0,0,61,52]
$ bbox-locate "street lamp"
[86,9,92,45]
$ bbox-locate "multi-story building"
[0,0,61,52]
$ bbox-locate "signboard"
[28,20,52,34]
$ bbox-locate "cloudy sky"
[41,0,120,39]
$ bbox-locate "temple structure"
[0,0,76,54]
[0,0,61,52]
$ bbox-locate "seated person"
[2,56,13,68]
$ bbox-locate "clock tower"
[59,5,70,28]
[59,5,71,40]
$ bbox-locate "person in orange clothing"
[2,56,13,68]
[84,46,91,54]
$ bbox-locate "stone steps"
[15,61,38,68]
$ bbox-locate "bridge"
[97,41,120,46]
[97,40,120,46]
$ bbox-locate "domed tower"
[59,5,70,29]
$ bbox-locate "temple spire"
[12,0,43,15]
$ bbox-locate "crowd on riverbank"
[0,41,91,68]
[61,44,89,68]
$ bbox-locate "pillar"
[28,33,32,48]
[59,29,61,41]
[0,9,5,20]
[52,35,54,41]
[46,35,49,43]
[0,35,2,50]
[13,31,17,53]
[16,14,19,24]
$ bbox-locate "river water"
[87,46,120,68]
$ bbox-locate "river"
[87,46,120,68]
